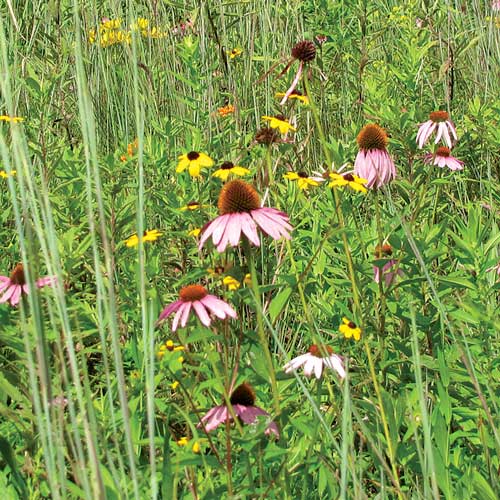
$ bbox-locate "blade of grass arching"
[409,303,440,500]
[72,3,140,498]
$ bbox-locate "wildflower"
[158,340,185,359]
[180,201,203,211]
[328,172,367,193]
[120,139,138,162]
[373,244,403,286]
[188,228,201,237]
[354,124,396,189]
[199,180,292,252]
[261,115,295,134]
[130,370,141,380]
[125,229,162,248]
[157,284,237,331]
[0,263,56,307]
[493,1,500,11]
[223,276,241,291]
[254,127,280,145]
[424,146,464,171]
[217,104,235,116]
[0,116,23,123]
[228,48,242,59]
[213,161,250,181]
[177,437,188,446]
[198,382,279,436]
[0,170,16,178]
[192,441,200,453]
[176,151,214,178]
[243,273,252,286]
[339,318,362,341]
[275,90,309,105]
[171,381,180,390]
[284,345,346,379]
[416,111,457,149]
[279,40,316,105]
[283,171,320,190]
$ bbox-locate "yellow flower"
[121,139,138,162]
[223,276,241,291]
[165,340,185,352]
[212,162,250,181]
[188,228,201,237]
[136,18,149,30]
[171,381,179,390]
[328,172,367,193]
[228,48,242,59]
[125,229,162,248]
[88,29,97,44]
[192,441,201,453]
[176,151,214,178]
[0,170,16,178]
[177,437,188,447]
[130,370,141,380]
[262,115,296,134]
[180,201,204,211]
[339,318,362,341]
[243,273,252,286]
[275,91,309,105]
[284,171,319,190]
[0,115,23,123]
[217,104,235,116]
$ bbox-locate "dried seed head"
[429,111,449,123]
[356,124,389,151]
[230,382,256,406]
[435,146,451,157]
[308,344,333,358]
[10,263,25,285]
[217,180,260,215]
[179,284,208,302]
[291,40,316,62]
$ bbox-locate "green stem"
[374,190,386,339]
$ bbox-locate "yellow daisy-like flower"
[177,151,214,178]
[217,104,235,117]
[223,276,241,291]
[212,161,250,181]
[284,171,320,190]
[192,441,201,453]
[102,18,122,30]
[180,201,203,211]
[243,273,252,286]
[328,172,367,193]
[177,437,188,447]
[228,48,242,59]
[339,318,362,341]
[0,170,16,178]
[125,229,162,248]
[171,381,180,390]
[275,91,309,105]
[188,228,201,237]
[262,115,296,134]
[0,115,23,123]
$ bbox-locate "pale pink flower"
[283,345,345,379]
[157,284,236,331]
[425,146,464,171]
[492,1,500,11]
[0,263,56,307]
[198,383,279,436]
[354,124,396,189]
[416,110,457,149]
[199,180,292,252]
[373,244,404,286]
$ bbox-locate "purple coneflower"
[373,244,404,286]
[416,110,457,149]
[354,124,396,189]
[0,263,56,307]
[199,180,292,252]
[425,146,464,171]
[284,345,345,380]
[198,382,279,436]
[157,284,237,331]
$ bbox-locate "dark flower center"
[356,124,388,151]
[187,201,200,209]
[275,114,287,122]
[343,173,355,182]
[436,146,451,157]
[187,151,200,161]
[220,161,234,170]
[308,344,333,358]
[10,263,25,285]
[217,180,261,215]
[298,171,308,178]
[348,321,357,329]
[429,110,449,123]
[179,284,208,302]
[230,382,256,406]
[255,127,279,145]
[291,40,316,62]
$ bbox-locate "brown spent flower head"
[255,127,279,145]
[374,244,393,258]
[357,124,389,151]
[220,161,235,170]
[187,151,200,161]
[230,382,256,406]
[308,344,333,357]
[179,284,208,302]
[429,111,449,123]
[435,146,451,157]
[10,263,26,285]
[217,180,261,215]
[291,40,316,62]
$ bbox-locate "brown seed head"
[308,344,333,357]
[356,124,388,151]
[187,151,200,161]
[343,173,355,182]
[297,171,308,178]
[230,382,256,406]
[179,284,208,302]
[436,146,451,157]
[217,180,260,215]
[220,161,234,170]
[255,127,279,145]
[291,40,316,62]
[10,263,26,285]
[429,111,449,123]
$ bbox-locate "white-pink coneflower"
[157,284,237,331]
[0,263,56,307]
[354,124,396,189]
[492,1,500,11]
[416,110,457,149]
[198,382,279,436]
[425,146,464,171]
[199,180,292,252]
[373,244,404,286]
[283,345,345,380]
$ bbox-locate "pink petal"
[192,300,211,326]
[225,213,244,247]
[211,214,231,247]
[172,302,189,331]
[158,300,182,322]
[0,277,10,293]
[10,285,22,306]
[0,285,16,304]
[179,302,193,328]
[201,295,237,319]
[36,275,56,288]
[280,61,303,105]
[324,354,346,379]
[239,212,261,246]
[198,219,218,250]
[199,405,230,432]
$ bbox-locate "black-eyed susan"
[177,437,189,446]
[339,318,362,341]
[180,201,204,211]
[125,229,162,248]
[228,47,242,59]
[0,170,16,178]
[262,115,296,134]
[275,90,309,105]
[0,115,23,123]
[328,172,367,193]
[284,171,320,190]
[223,275,241,291]
[157,339,185,359]
[177,151,214,178]
[188,228,201,238]
[213,161,250,181]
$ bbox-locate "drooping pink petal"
[0,285,16,304]
[198,405,230,432]
[225,213,244,247]
[36,275,57,288]
[324,354,346,379]
[192,300,211,326]
[198,219,219,249]
[258,208,293,231]
[280,61,303,105]
[179,301,193,328]
[0,277,10,293]
[239,212,261,246]
[448,121,457,140]
[201,295,237,319]
[283,353,310,373]
[172,302,189,331]
[10,285,22,306]
[158,300,182,322]
[211,214,231,247]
